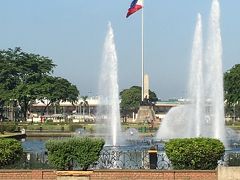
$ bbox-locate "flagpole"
[141,2,144,101]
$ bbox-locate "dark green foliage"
[165,138,225,170]
[224,64,240,118]
[0,125,4,134]
[120,86,158,119]
[0,47,79,120]
[38,76,79,114]
[0,47,56,120]
[2,122,17,132]
[68,124,83,132]
[0,138,23,167]
[46,137,104,170]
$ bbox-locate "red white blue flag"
[126,0,144,18]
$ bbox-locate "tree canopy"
[224,64,240,118]
[0,47,79,120]
[37,76,79,113]
[120,86,158,118]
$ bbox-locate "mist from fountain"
[96,22,123,146]
[156,0,226,145]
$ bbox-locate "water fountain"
[92,22,171,169]
[188,13,204,137]
[156,0,227,145]
[204,0,226,143]
[96,22,123,146]
[156,13,204,139]
[19,0,239,170]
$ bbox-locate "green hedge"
[165,138,225,170]
[68,124,83,132]
[46,137,104,170]
[0,138,23,167]
[3,123,17,132]
[0,122,17,133]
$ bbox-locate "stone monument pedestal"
[136,105,155,123]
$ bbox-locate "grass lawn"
[13,122,159,134]
[227,125,240,131]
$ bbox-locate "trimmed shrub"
[0,122,17,133]
[69,124,83,132]
[0,138,23,167]
[165,137,225,170]
[46,137,104,170]
[3,122,17,132]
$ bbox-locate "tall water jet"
[156,13,204,139]
[188,13,204,137]
[96,22,122,146]
[204,0,226,143]
[156,0,227,144]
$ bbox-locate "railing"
[219,150,240,166]
[91,146,171,170]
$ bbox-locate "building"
[29,97,182,123]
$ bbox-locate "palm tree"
[80,96,88,121]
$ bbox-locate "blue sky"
[0,0,239,100]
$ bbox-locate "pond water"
[21,137,65,153]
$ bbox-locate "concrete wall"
[218,166,240,180]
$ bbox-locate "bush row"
[0,123,17,133]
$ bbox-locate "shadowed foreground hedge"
[165,138,225,170]
[46,137,104,170]
[0,138,23,167]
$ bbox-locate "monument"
[135,74,156,124]
[143,74,149,99]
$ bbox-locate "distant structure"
[143,74,149,99]
[135,74,155,123]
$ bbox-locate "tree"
[37,76,79,115]
[224,64,240,118]
[120,86,158,119]
[0,47,80,121]
[0,47,56,120]
[80,96,89,118]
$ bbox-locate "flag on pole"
[126,0,144,18]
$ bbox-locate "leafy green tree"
[46,137,104,170]
[80,96,89,117]
[0,47,80,121]
[120,86,158,119]
[37,76,79,114]
[224,64,240,118]
[0,47,56,120]
[165,138,225,170]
